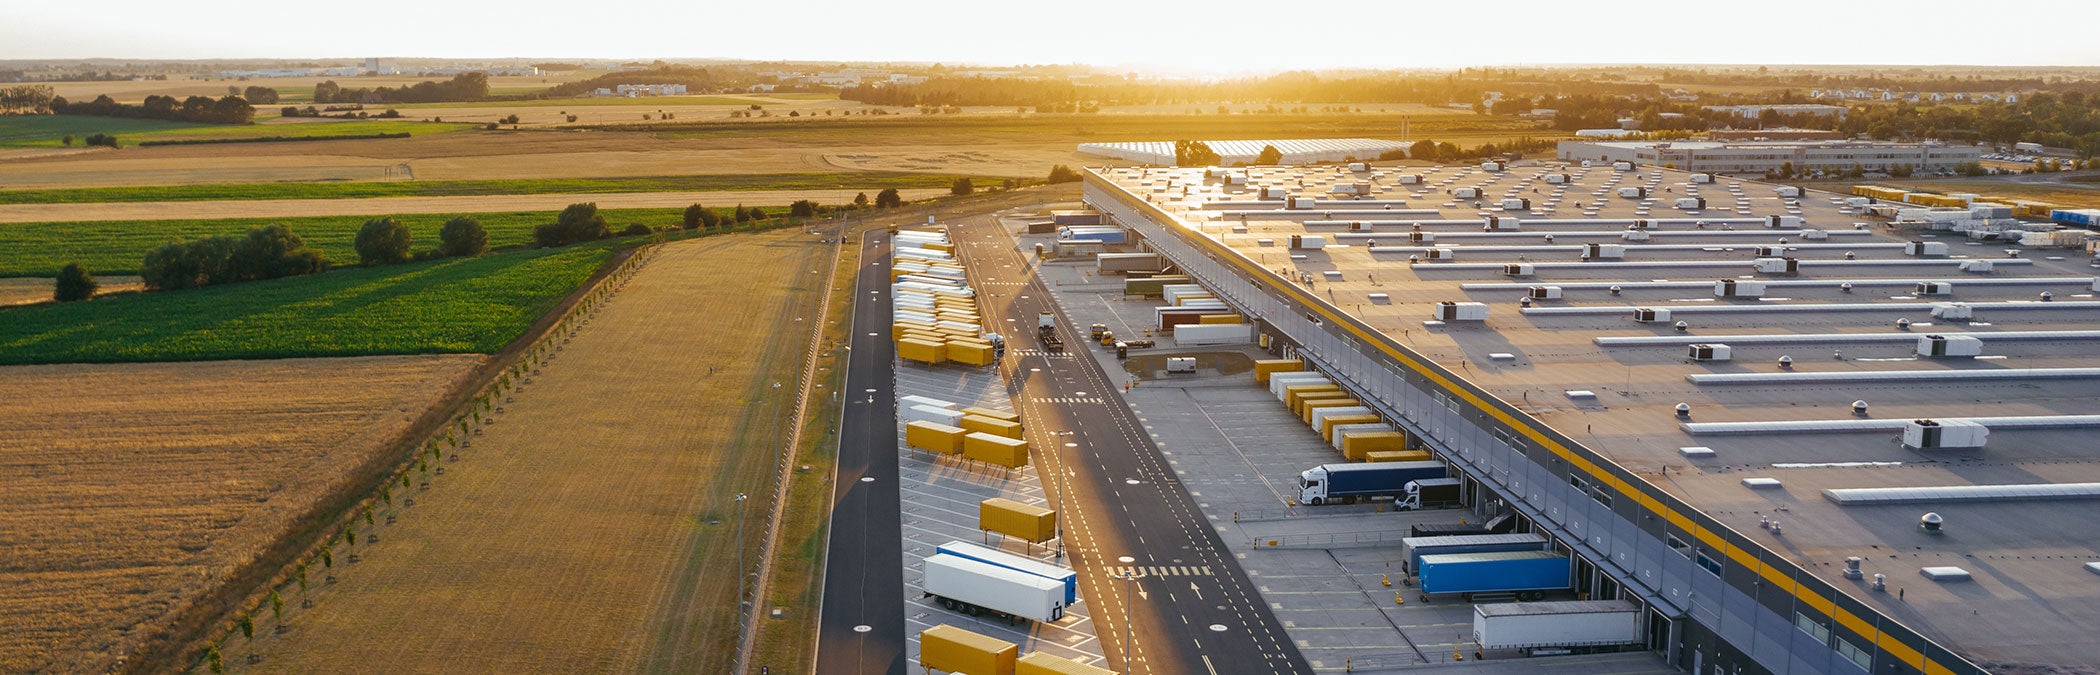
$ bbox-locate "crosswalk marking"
[1104,565,1212,577]
[1032,397,1105,404]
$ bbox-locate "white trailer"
[922,553,1067,624]
[1474,600,1641,652]
[1175,323,1254,346]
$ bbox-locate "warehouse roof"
[1090,162,2100,667]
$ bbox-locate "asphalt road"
[950,214,1312,675]
[812,231,906,675]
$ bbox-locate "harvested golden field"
[0,275,142,306]
[0,355,483,674]
[226,228,824,672]
[0,188,947,224]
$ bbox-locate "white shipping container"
[1268,373,1332,401]
[1175,323,1255,346]
[1330,423,1394,451]
[1310,406,1375,431]
[1474,601,1641,650]
[899,395,958,410]
[904,404,966,426]
[921,554,1066,623]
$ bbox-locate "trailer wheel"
[1309,497,1324,506]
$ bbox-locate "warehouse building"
[1076,138,1410,166]
[1084,162,2100,675]
[1703,104,1850,119]
[1557,140,1983,175]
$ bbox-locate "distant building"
[1575,128,1641,139]
[1558,139,1981,174]
[1708,128,1846,141]
[1702,104,1848,119]
[597,84,687,97]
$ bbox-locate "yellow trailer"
[1198,314,1242,324]
[1364,450,1430,463]
[980,497,1057,543]
[1320,414,1382,443]
[1300,398,1360,425]
[960,415,1024,440]
[1017,652,1116,675]
[960,407,1020,423]
[1287,389,1349,416]
[906,421,967,455]
[964,432,1030,468]
[1341,430,1409,460]
[1283,384,1342,411]
[948,341,997,366]
[920,625,1018,675]
[899,338,948,365]
[1253,359,1303,384]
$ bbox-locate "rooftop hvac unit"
[1330,182,1371,195]
[1409,231,1436,243]
[1584,243,1626,259]
[1904,241,1950,256]
[1423,247,1455,260]
[1481,161,1506,172]
[1453,187,1482,199]
[1902,419,1988,449]
[1434,301,1489,321]
[1288,235,1327,250]
[1398,174,1423,185]
[1687,343,1733,361]
[1689,173,1715,184]
[1675,197,1707,210]
[1916,334,1983,358]
[1502,263,1535,277]
[1959,259,1994,273]
[1629,219,1653,230]
[1260,186,1291,199]
[1633,307,1673,323]
[1915,282,1953,295]
[1544,173,1570,185]
[1776,186,1804,198]
[1766,215,1805,228]
[1755,246,1786,257]
[1715,279,1768,298]
[1753,257,1799,274]
[1619,187,1649,199]
[1801,229,1831,240]
[1612,161,1635,171]
[1348,162,1370,172]
[1485,215,1520,231]
[1287,195,1312,210]
[1500,198,1531,211]
[1528,286,1563,300]
[1929,303,1973,320]
[1350,221,1372,232]
[1622,230,1653,242]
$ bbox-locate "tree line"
[315,72,490,104]
[537,66,719,99]
[50,93,255,125]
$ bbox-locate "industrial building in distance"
[1083,160,2100,675]
[1078,138,1411,166]
[1558,139,1984,175]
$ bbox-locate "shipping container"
[1398,477,1463,510]
[907,421,968,455]
[936,540,1078,605]
[899,338,948,364]
[901,395,957,410]
[1320,414,1383,443]
[1417,550,1571,599]
[920,624,1019,675]
[980,498,1058,544]
[1174,323,1254,346]
[1253,359,1303,384]
[1364,450,1427,463]
[960,415,1024,440]
[1283,383,1343,410]
[1297,460,1445,505]
[1017,652,1116,675]
[964,432,1030,468]
[1474,600,1641,651]
[1340,430,1409,460]
[1097,253,1162,274]
[1198,314,1241,324]
[1300,398,1363,425]
[960,407,1019,423]
[1267,372,1330,399]
[905,404,967,427]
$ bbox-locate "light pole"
[1110,568,1146,675]
[735,492,749,616]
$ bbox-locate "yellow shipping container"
[1341,430,1409,460]
[980,497,1057,543]
[1174,294,1214,306]
[1287,389,1348,416]
[1365,450,1430,463]
[923,242,956,253]
[1283,384,1342,410]
[960,415,1024,440]
[1320,414,1382,443]
[960,407,1020,422]
[893,322,938,340]
[1301,398,1360,425]
[964,432,1030,468]
[1017,652,1116,675]
[907,421,967,455]
[920,625,1018,675]
[949,341,997,366]
[1198,314,1242,324]
[899,338,948,364]
[1253,359,1304,385]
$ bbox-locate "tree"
[682,203,709,229]
[437,216,488,257]
[1255,145,1284,165]
[61,134,73,147]
[620,223,654,236]
[854,192,871,207]
[243,86,280,105]
[238,614,254,639]
[1173,140,1220,167]
[85,133,117,148]
[790,199,819,218]
[733,205,751,224]
[875,188,903,208]
[534,202,612,247]
[1778,161,1796,179]
[231,225,323,281]
[950,178,975,196]
[747,206,767,221]
[1410,139,1441,161]
[1047,164,1082,183]
[355,217,413,265]
[53,262,97,302]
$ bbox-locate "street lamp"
[735,492,749,612]
[1109,568,1147,675]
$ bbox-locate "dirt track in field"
[225,228,824,672]
[0,188,949,223]
[0,355,483,674]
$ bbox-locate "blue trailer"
[2050,209,2100,227]
[1058,226,1127,244]
[1297,460,1445,505]
[1417,550,1570,601]
[936,541,1078,605]
[1400,533,1549,574]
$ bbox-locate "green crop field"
[0,171,982,204]
[0,238,624,365]
[136,119,475,141]
[0,115,212,147]
[0,207,699,276]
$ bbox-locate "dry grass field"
[0,275,141,306]
[0,188,948,224]
[0,355,483,673]
[221,228,824,672]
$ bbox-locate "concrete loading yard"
[1082,161,2100,674]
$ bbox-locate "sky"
[5,0,2098,73]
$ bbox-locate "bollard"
[1232,511,1240,523]
[1395,592,1404,605]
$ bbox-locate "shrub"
[620,223,653,236]
[1047,165,1082,183]
[85,133,117,148]
[682,203,708,230]
[789,199,818,218]
[437,216,488,257]
[140,225,324,290]
[354,217,413,265]
[534,202,611,247]
[875,188,903,208]
[733,205,750,224]
[950,178,975,196]
[746,206,766,221]
[53,262,97,302]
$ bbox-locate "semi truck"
[1417,550,1570,601]
[1409,513,1514,539]
[935,540,1078,605]
[1396,477,1462,511]
[1296,460,1445,505]
[922,553,1068,624]
[1037,312,1063,352]
[1401,533,1549,573]
[1474,600,1641,655]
